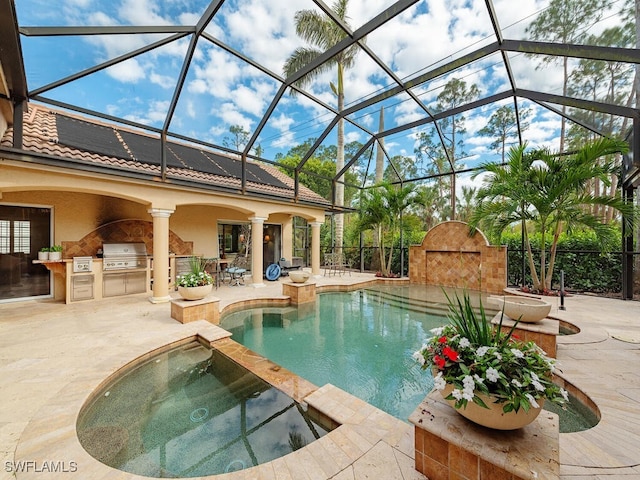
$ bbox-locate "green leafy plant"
[414,291,568,414]
[50,245,63,252]
[177,256,213,288]
[39,247,49,253]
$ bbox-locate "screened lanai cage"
[0,0,638,298]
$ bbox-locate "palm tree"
[357,182,423,277]
[283,0,361,252]
[470,138,634,292]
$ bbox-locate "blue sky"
[15,0,629,190]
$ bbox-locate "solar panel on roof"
[118,131,182,168]
[246,163,290,189]
[167,143,229,176]
[56,114,130,160]
[201,150,291,189]
[55,113,291,189]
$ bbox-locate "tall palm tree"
[283,0,361,252]
[357,182,423,277]
[470,138,634,292]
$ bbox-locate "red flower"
[434,355,446,369]
[438,336,447,344]
[443,346,459,361]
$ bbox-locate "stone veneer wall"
[61,219,193,257]
[409,221,506,294]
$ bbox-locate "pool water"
[77,341,330,477]
[222,285,475,421]
[221,285,598,432]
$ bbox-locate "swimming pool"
[221,285,485,421]
[77,340,330,477]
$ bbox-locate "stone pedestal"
[409,391,559,480]
[495,315,559,358]
[282,281,316,304]
[171,297,220,324]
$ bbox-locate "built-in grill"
[72,256,93,273]
[102,243,149,297]
[102,243,148,270]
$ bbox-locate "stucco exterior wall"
[409,221,506,294]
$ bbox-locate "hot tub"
[77,340,331,477]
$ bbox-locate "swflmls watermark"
[5,460,78,473]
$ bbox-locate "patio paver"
[0,274,638,479]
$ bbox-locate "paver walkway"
[0,274,638,479]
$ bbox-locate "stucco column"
[148,208,174,303]
[250,216,267,288]
[310,221,323,276]
[281,215,294,261]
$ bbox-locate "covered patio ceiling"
[1,0,639,208]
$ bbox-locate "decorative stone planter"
[490,295,551,323]
[289,271,310,283]
[37,251,49,261]
[177,284,213,301]
[441,383,544,430]
[48,251,62,261]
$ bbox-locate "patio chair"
[225,255,248,286]
[323,252,339,276]
[202,257,220,289]
[278,258,301,277]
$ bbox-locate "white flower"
[451,389,463,400]
[476,346,489,357]
[433,372,446,391]
[493,351,502,361]
[486,367,500,382]
[531,372,540,382]
[561,388,569,401]
[430,326,444,335]
[510,348,524,358]
[532,380,545,392]
[462,375,475,389]
[459,337,471,348]
[473,374,484,384]
[412,350,425,365]
[462,390,474,401]
[525,393,540,408]
[511,379,522,388]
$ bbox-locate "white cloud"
[106,58,145,83]
[345,131,362,144]
[149,72,175,89]
[117,0,170,26]
[217,103,252,131]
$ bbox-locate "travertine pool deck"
[0,274,639,479]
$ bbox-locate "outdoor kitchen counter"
[62,257,152,304]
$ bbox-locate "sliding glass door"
[0,205,52,302]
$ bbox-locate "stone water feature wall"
[409,221,506,294]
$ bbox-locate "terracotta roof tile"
[1,104,330,206]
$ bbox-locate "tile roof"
[1,104,330,207]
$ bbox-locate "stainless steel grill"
[102,243,148,270]
[73,256,93,273]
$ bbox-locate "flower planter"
[38,251,49,261]
[441,383,543,430]
[289,271,310,283]
[48,251,62,261]
[490,295,551,323]
[178,284,212,301]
